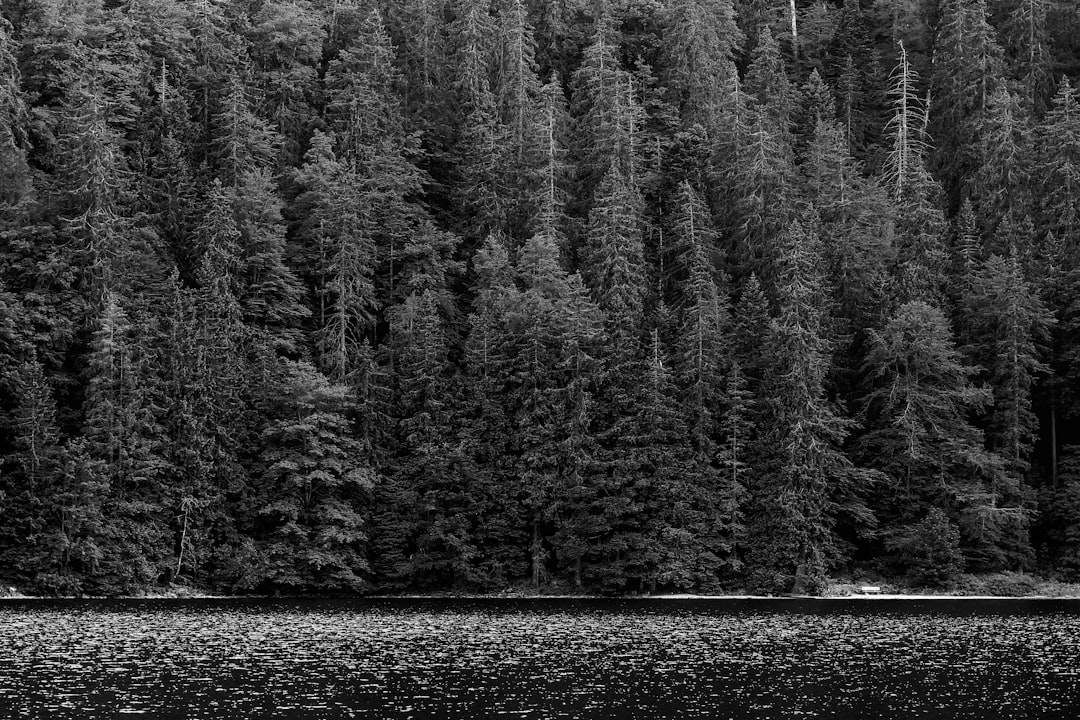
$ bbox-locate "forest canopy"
[2,0,1080,596]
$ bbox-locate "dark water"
[1,597,1079,719]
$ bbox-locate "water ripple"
[0,598,1078,719]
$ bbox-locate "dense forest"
[2,0,1080,596]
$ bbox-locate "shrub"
[886,508,965,587]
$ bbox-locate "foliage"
[1,0,1080,597]
[885,508,965,587]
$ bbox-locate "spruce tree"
[750,218,863,594]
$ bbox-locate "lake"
[1,597,1078,718]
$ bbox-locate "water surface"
[1,597,1078,718]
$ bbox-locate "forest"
[2,0,1080,596]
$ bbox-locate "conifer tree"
[533,73,571,244]
[248,360,375,592]
[822,0,881,157]
[228,170,309,354]
[0,18,30,209]
[209,71,283,183]
[586,162,647,338]
[82,291,170,593]
[392,0,449,133]
[859,300,1026,571]
[1002,0,1052,114]
[571,11,638,210]
[450,0,508,242]
[969,85,1031,235]
[744,26,795,142]
[292,132,377,383]
[882,41,930,203]
[247,0,324,165]
[930,0,1004,207]
[733,107,795,290]
[964,250,1053,476]
[9,356,60,490]
[662,0,743,133]
[1035,78,1080,266]
[750,218,863,593]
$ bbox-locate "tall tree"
[963,250,1053,477]
[662,0,743,134]
[929,0,1004,208]
[859,300,1027,571]
[750,218,866,593]
[247,360,375,592]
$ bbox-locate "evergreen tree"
[662,0,743,133]
[247,360,375,592]
[209,70,283,182]
[1035,78,1080,266]
[968,84,1031,235]
[1001,0,1053,114]
[247,0,324,166]
[495,0,543,242]
[859,300,1028,571]
[930,0,1004,208]
[822,0,881,158]
[964,250,1053,476]
[882,41,931,203]
[0,18,30,209]
[744,26,795,141]
[229,169,309,354]
[749,218,866,594]
[292,132,377,383]
[82,291,170,593]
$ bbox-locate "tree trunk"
[789,0,799,61]
[173,507,189,582]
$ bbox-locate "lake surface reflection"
[1,597,1078,718]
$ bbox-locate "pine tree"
[964,250,1054,476]
[733,106,795,290]
[571,11,640,211]
[822,0,881,157]
[0,18,30,209]
[228,169,309,354]
[53,51,138,301]
[292,132,378,383]
[930,0,1004,208]
[495,0,544,243]
[1002,0,1052,114]
[662,0,743,133]
[532,73,571,245]
[968,84,1031,235]
[82,291,170,593]
[669,182,744,585]
[744,26,795,142]
[858,300,1026,571]
[209,70,283,182]
[750,218,864,594]
[247,0,324,166]
[508,231,603,587]
[586,161,647,340]
[392,0,449,133]
[248,361,375,592]
[9,356,60,490]
[1035,78,1080,267]
[450,0,508,242]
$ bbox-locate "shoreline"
[5,592,1080,601]
[5,572,1080,601]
